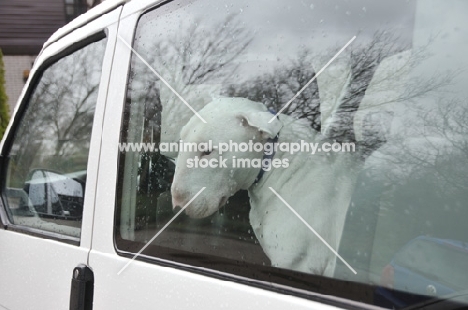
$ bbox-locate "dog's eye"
[202,150,212,156]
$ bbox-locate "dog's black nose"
[173,205,183,214]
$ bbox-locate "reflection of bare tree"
[130,15,252,107]
[379,97,468,193]
[224,49,322,131]
[225,31,455,158]
[341,96,468,281]
[9,39,106,184]
[337,66,465,281]
[155,15,252,85]
[127,16,253,193]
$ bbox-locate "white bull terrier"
[171,97,363,276]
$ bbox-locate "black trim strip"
[114,235,379,310]
[43,2,124,50]
[0,185,9,229]
[7,224,80,246]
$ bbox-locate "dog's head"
[171,98,282,218]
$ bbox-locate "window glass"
[116,0,468,308]
[393,239,468,290]
[3,37,106,238]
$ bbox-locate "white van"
[1,0,468,309]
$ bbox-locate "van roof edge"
[42,0,129,51]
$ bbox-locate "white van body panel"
[0,6,122,310]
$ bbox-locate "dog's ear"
[237,111,283,139]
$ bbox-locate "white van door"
[90,0,468,309]
[0,5,122,309]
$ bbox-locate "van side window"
[2,37,106,239]
[115,0,468,307]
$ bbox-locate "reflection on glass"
[4,38,107,238]
[116,0,468,308]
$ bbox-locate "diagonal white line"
[117,35,207,124]
[117,187,206,275]
[268,36,356,123]
[268,187,357,275]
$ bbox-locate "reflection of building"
[0,0,98,114]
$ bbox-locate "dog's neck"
[253,111,281,184]
[253,133,279,184]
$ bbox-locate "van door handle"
[70,264,94,310]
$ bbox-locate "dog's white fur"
[171,98,362,276]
